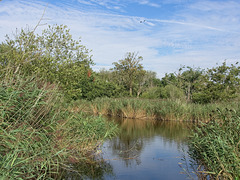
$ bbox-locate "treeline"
[1,24,240,103]
[89,55,240,104]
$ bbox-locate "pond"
[65,118,198,180]
[100,118,197,180]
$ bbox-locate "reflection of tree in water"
[108,117,192,167]
[110,137,143,167]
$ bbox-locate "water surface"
[101,118,195,180]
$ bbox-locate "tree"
[192,62,240,103]
[112,52,144,96]
[179,66,203,102]
[161,66,203,102]
[135,70,161,97]
[0,24,93,100]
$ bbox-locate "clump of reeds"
[0,72,118,179]
[0,72,61,179]
[188,109,240,179]
[74,97,240,122]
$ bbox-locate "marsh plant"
[74,97,240,122]
[188,109,240,179]
[0,72,118,179]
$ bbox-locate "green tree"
[192,62,240,103]
[135,70,162,97]
[96,69,127,97]
[0,24,93,100]
[178,66,203,102]
[161,66,203,102]
[112,52,144,96]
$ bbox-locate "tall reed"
[0,72,118,179]
[188,109,240,179]
[73,97,240,122]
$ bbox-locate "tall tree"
[178,66,203,102]
[112,52,144,96]
[161,66,203,102]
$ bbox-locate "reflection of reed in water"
[107,118,192,167]
[117,118,191,141]
[61,155,115,179]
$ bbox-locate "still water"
[65,118,197,180]
[100,118,196,180]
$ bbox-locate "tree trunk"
[129,79,133,96]
[137,91,141,98]
[187,83,191,102]
[130,86,132,96]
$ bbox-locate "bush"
[141,85,186,100]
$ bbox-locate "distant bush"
[141,85,186,100]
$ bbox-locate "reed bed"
[0,73,118,179]
[72,97,240,122]
[188,109,240,179]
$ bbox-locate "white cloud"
[0,0,240,78]
[138,0,161,8]
[77,0,94,6]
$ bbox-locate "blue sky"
[1,0,240,77]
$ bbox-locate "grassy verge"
[188,109,240,179]
[71,97,240,122]
[0,73,118,179]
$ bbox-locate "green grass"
[0,73,118,179]
[188,109,240,179]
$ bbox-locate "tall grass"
[188,109,240,179]
[0,72,118,179]
[72,97,240,122]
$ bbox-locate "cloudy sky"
[1,0,240,77]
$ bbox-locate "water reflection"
[63,118,197,180]
[102,118,195,180]
[61,157,114,180]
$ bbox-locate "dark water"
[65,118,197,180]
[100,118,197,180]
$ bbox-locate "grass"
[188,109,240,179]
[72,97,240,122]
[0,72,118,179]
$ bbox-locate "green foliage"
[96,68,159,98]
[141,84,185,100]
[161,66,203,102]
[141,87,161,99]
[81,79,124,100]
[162,84,186,100]
[112,52,145,96]
[188,109,240,179]
[161,63,240,103]
[0,24,93,100]
[193,62,240,103]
